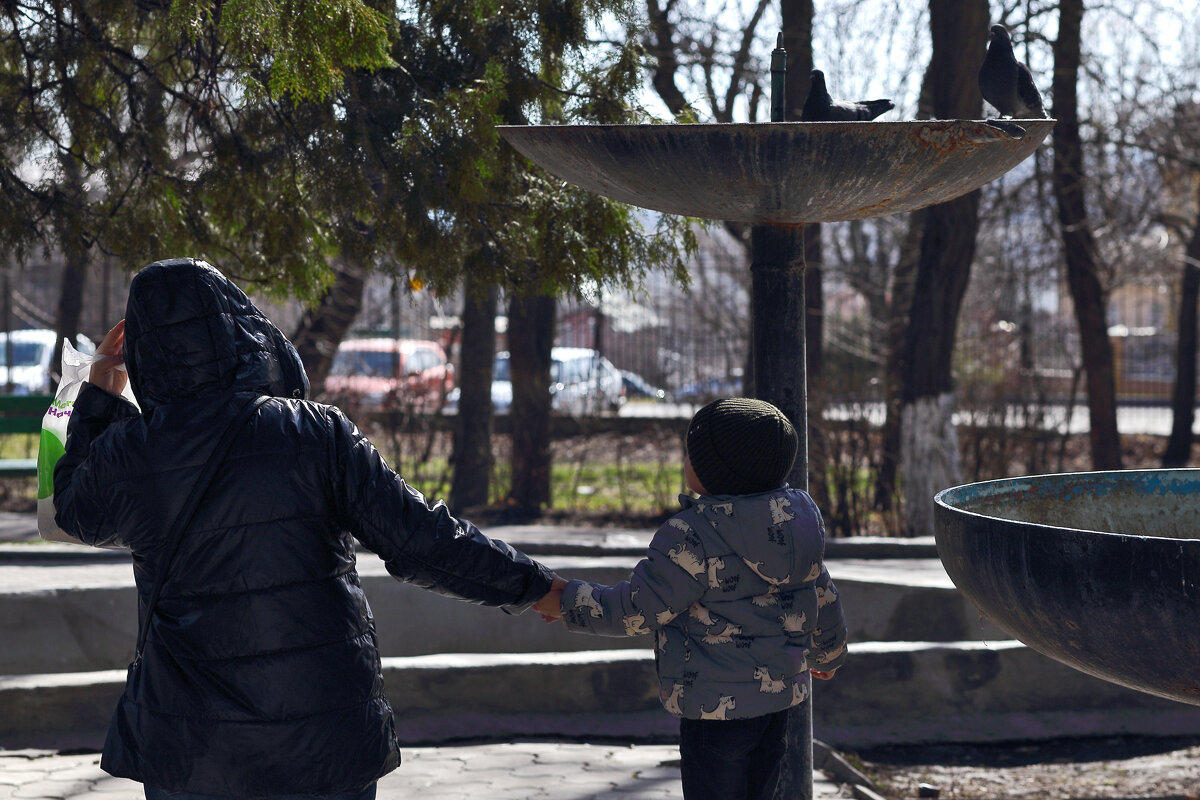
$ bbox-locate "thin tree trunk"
[289,257,367,395]
[644,0,691,118]
[51,152,88,391]
[1052,0,1122,470]
[900,196,977,536]
[507,292,556,513]
[804,229,828,513]
[1163,186,1200,467]
[897,0,987,536]
[875,211,924,511]
[451,277,498,510]
[53,254,86,388]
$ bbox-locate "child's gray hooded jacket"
[562,487,847,720]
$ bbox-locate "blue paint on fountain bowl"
[935,469,1200,706]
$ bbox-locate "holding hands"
[533,576,567,622]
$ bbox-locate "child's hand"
[811,669,836,681]
[533,576,567,622]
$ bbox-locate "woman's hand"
[533,576,568,622]
[90,320,127,396]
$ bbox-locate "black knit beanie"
[685,397,799,496]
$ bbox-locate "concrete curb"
[0,553,984,676]
[9,642,1200,753]
[815,640,1200,747]
[0,531,940,563]
[0,543,131,564]
[0,652,671,752]
[813,740,876,790]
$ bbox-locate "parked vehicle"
[445,347,625,415]
[549,347,626,415]
[323,338,453,409]
[674,369,744,405]
[0,329,96,394]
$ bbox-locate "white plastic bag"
[36,339,138,543]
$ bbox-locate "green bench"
[0,394,52,477]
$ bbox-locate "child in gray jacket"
[544,397,847,800]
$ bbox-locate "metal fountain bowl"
[935,469,1200,706]
[498,120,1054,224]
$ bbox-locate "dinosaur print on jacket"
[561,488,847,720]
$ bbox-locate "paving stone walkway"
[0,743,847,799]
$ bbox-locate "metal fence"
[342,261,1197,438]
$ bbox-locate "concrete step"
[6,642,1200,753]
[0,552,1002,675]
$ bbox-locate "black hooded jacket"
[53,258,554,797]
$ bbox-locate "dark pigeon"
[979,24,1048,119]
[800,69,894,122]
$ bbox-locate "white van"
[0,329,96,394]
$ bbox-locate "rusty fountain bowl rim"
[498,119,1055,225]
[934,467,1200,706]
[934,467,1200,542]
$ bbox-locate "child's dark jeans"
[678,708,788,800]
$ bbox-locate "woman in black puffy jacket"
[53,258,561,800]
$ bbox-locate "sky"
[619,0,1198,124]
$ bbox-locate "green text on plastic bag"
[37,429,65,499]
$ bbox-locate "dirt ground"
[852,736,1200,799]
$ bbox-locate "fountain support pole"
[497,53,1054,800]
[753,33,813,800]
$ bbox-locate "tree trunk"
[289,256,367,395]
[897,0,987,536]
[1163,186,1200,467]
[1052,0,1122,470]
[875,211,924,511]
[451,278,498,510]
[804,229,828,513]
[53,250,87,389]
[507,292,556,513]
[644,0,691,118]
[51,151,88,391]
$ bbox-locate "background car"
[445,347,625,415]
[324,338,454,409]
[0,329,96,395]
[548,347,626,415]
[674,369,744,405]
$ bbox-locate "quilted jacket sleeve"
[328,406,554,614]
[805,564,848,672]
[561,514,706,637]
[52,383,141,548]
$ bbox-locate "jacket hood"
[681,487,816,580]
[124,258,309,409]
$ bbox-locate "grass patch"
[0,434,38,459]
[373,428,685,519]
[384,454,682,517]
[495,460,682,515]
